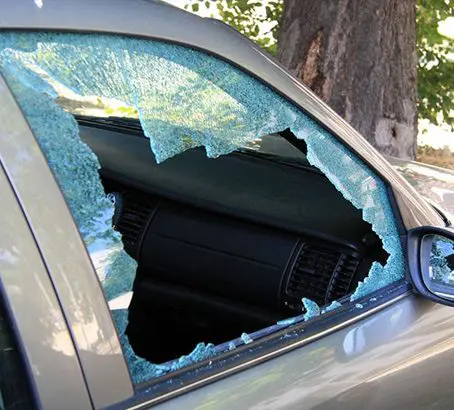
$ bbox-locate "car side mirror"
[408,226,454,306]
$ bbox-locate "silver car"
[1,1,454,409]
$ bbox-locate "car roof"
[0,0,442,228]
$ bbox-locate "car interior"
[78,116,388,364]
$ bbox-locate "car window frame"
[0,28,423,408]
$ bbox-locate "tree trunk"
[277,0,417,159]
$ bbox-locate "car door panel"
[152,296,454,410]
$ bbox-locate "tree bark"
[277,0,417,159]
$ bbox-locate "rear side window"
[0,302,34,410]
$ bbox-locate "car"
[1,1,454,409]
[388,156,454,220]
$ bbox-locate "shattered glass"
[0,31,406,383]
[302,298,321,321]
[424,235,454,300]
[321,300,342,314]
[240,333,253,345]
[294,129,406,302]
[276,315,304,326]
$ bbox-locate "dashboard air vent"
[104,180,159,256]
[285,243,359,308]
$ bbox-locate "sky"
[439,17,454,39]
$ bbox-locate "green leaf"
[192,3,199,12]
[266,6,272,19]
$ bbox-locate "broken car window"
[0,32,405,384]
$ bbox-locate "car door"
[2,2,454,410]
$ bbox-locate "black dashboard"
[80,124,375,247]
[79,122,386,361]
